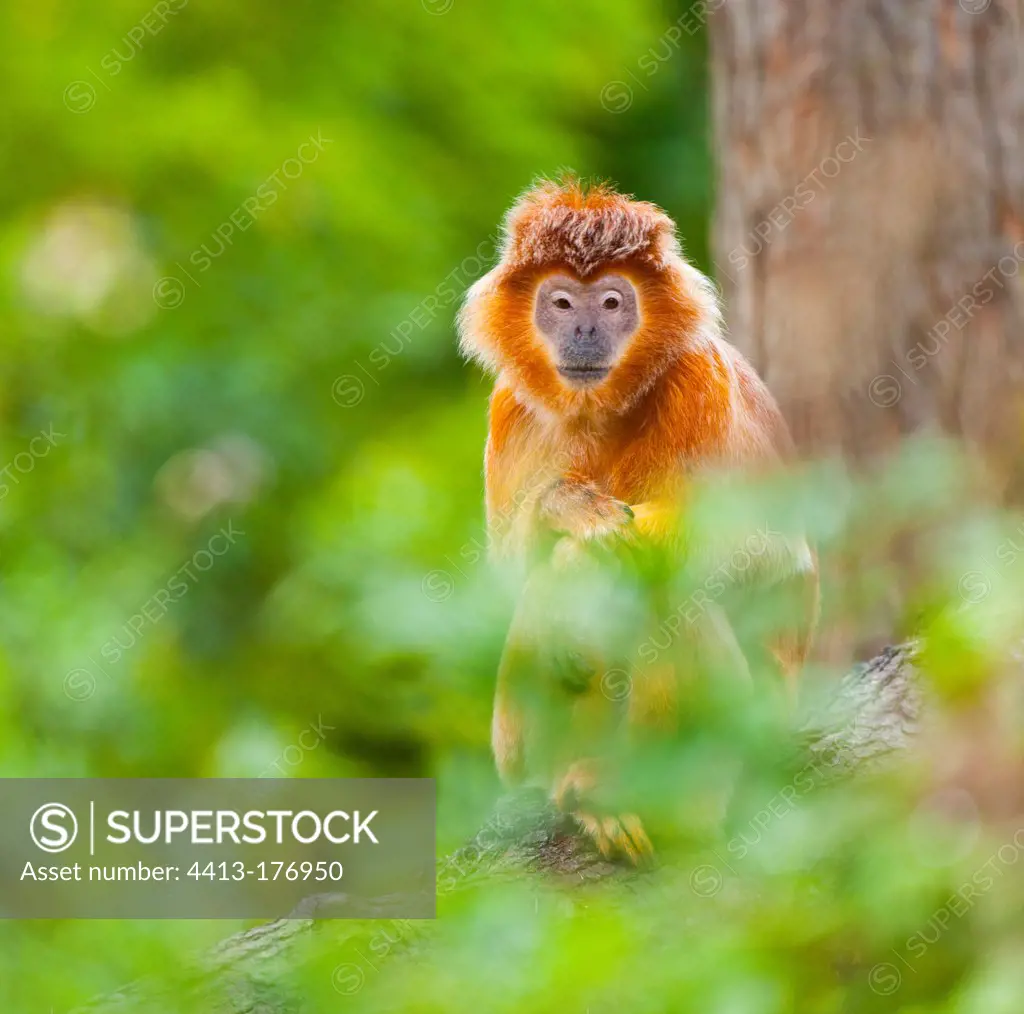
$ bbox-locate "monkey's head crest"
[459,176,722,418]
[497,175,682,277]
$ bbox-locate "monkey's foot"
[553,762,653,865]
[572,810,654,866]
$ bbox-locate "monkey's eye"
[602,292,622,310]
[552,294,572,310]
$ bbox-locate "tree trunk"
[710,0,1024,489]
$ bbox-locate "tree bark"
[710,0,1024,489]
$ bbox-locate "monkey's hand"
[552,760,654,867]
[537,474,634,543]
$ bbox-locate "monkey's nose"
[574,325,598,340]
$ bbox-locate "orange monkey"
[458,177,817,861]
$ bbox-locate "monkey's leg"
[628,586,754,731]
[737,564,820,712]
[492,546,596,788]
[494,644,593,791]
[492,638,529,787]
[625,600,753,839]
[546,551,689,862]
[544,651,659,866]
[501,536,652,863]
[769,566,820,704]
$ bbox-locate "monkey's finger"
[600,817,638,863]
[619,813,655,867]
[573,810,655,867]
[573,810,613,858]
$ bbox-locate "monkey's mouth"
[557,365,610,386]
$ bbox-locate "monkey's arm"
[483,386,549,560]
[485,387,634,556]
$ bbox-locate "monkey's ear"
[456,267,503,372]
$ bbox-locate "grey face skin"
[533,273,641,388]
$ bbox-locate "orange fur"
[459,176,817,860]
[462,176,794,552]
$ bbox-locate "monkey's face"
[533,273,640,388]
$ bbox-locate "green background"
[2,1,1023,1011]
